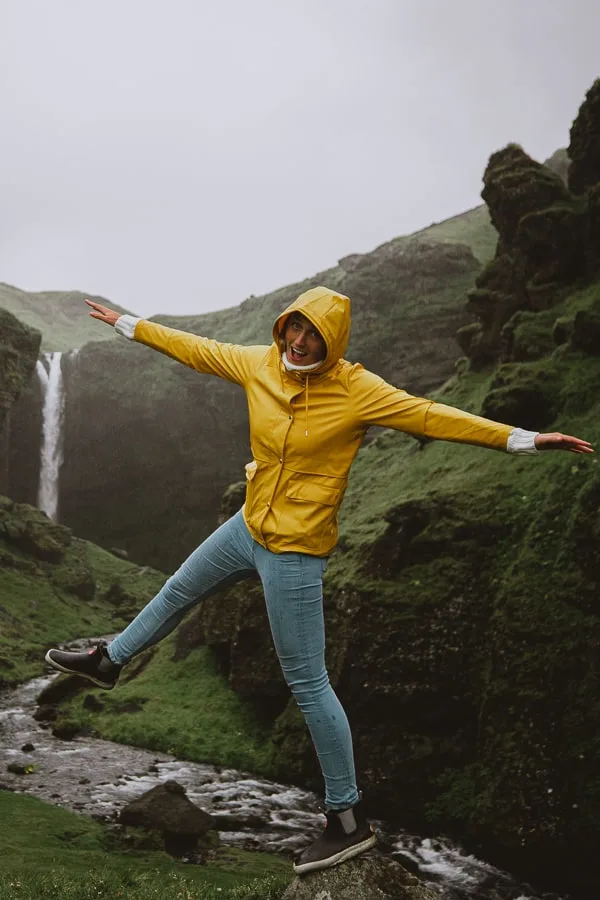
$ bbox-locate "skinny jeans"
[108,509,359,810]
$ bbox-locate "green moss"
[57,634,278,775]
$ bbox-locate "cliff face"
[0,309,41,496]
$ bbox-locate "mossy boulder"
[281,854,438,900]
[0,498,71,562]
[119,780,218,858]
[480,363,560,431]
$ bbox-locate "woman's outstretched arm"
[84,299,265,386]
[351,365,593,455]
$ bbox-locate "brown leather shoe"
[45,641,121,690]
[293,799,377,875]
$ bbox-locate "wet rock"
[281,854,438,900]
[7,762,34,775]
[119,780,219,858]
[21,742,35,752]
[33,704,57,723]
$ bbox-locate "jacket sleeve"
[132,319,262,386]
[352,367,512,451]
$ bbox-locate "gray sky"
[2,0,599,318]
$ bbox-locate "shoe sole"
[293,832,377,875]
[44,651,117,690]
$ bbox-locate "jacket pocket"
[285,481,339,506]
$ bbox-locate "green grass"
[0,792,289,899]
[58,634,278,775]
[0,284,134,352]
[393,204,497,265]
[0,530,165,685]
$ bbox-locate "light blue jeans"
[108,508,359,809]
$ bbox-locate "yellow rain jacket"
[132,286,512,556]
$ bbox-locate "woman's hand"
[534,432,594,454]
[84,298,121,327]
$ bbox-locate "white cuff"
[507,427,539,455]
[114,315,141,340]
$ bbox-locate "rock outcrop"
[459,79,600,369]
[281,854,438,900]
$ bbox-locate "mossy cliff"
[458,79,600,370]
[0,308,41,497]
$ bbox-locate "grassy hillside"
[0,792,288,900]
[0,284,134,352]
[150,204,495,346]
[0,498,164,684]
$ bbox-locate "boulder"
[281,854,438,900]
[118,780,218,858]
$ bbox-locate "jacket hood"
[272,286,351,372]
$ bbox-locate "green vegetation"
[0,283,133,352]
[57,634,278,775]
[0,792,289,899]
[0,508,165,685]
[393,205,497,265]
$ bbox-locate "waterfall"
[36,352,65,521]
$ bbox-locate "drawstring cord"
[305,376,309,437]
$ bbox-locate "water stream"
[0,667,562,900]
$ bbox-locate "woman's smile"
[284,313,326,367]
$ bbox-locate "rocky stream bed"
[0,665,564,900]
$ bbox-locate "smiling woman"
[283,313,327,367]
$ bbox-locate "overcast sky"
[1,1,599,318]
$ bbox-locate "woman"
[46,286,593,874]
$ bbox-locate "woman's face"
[283,313,326,366]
